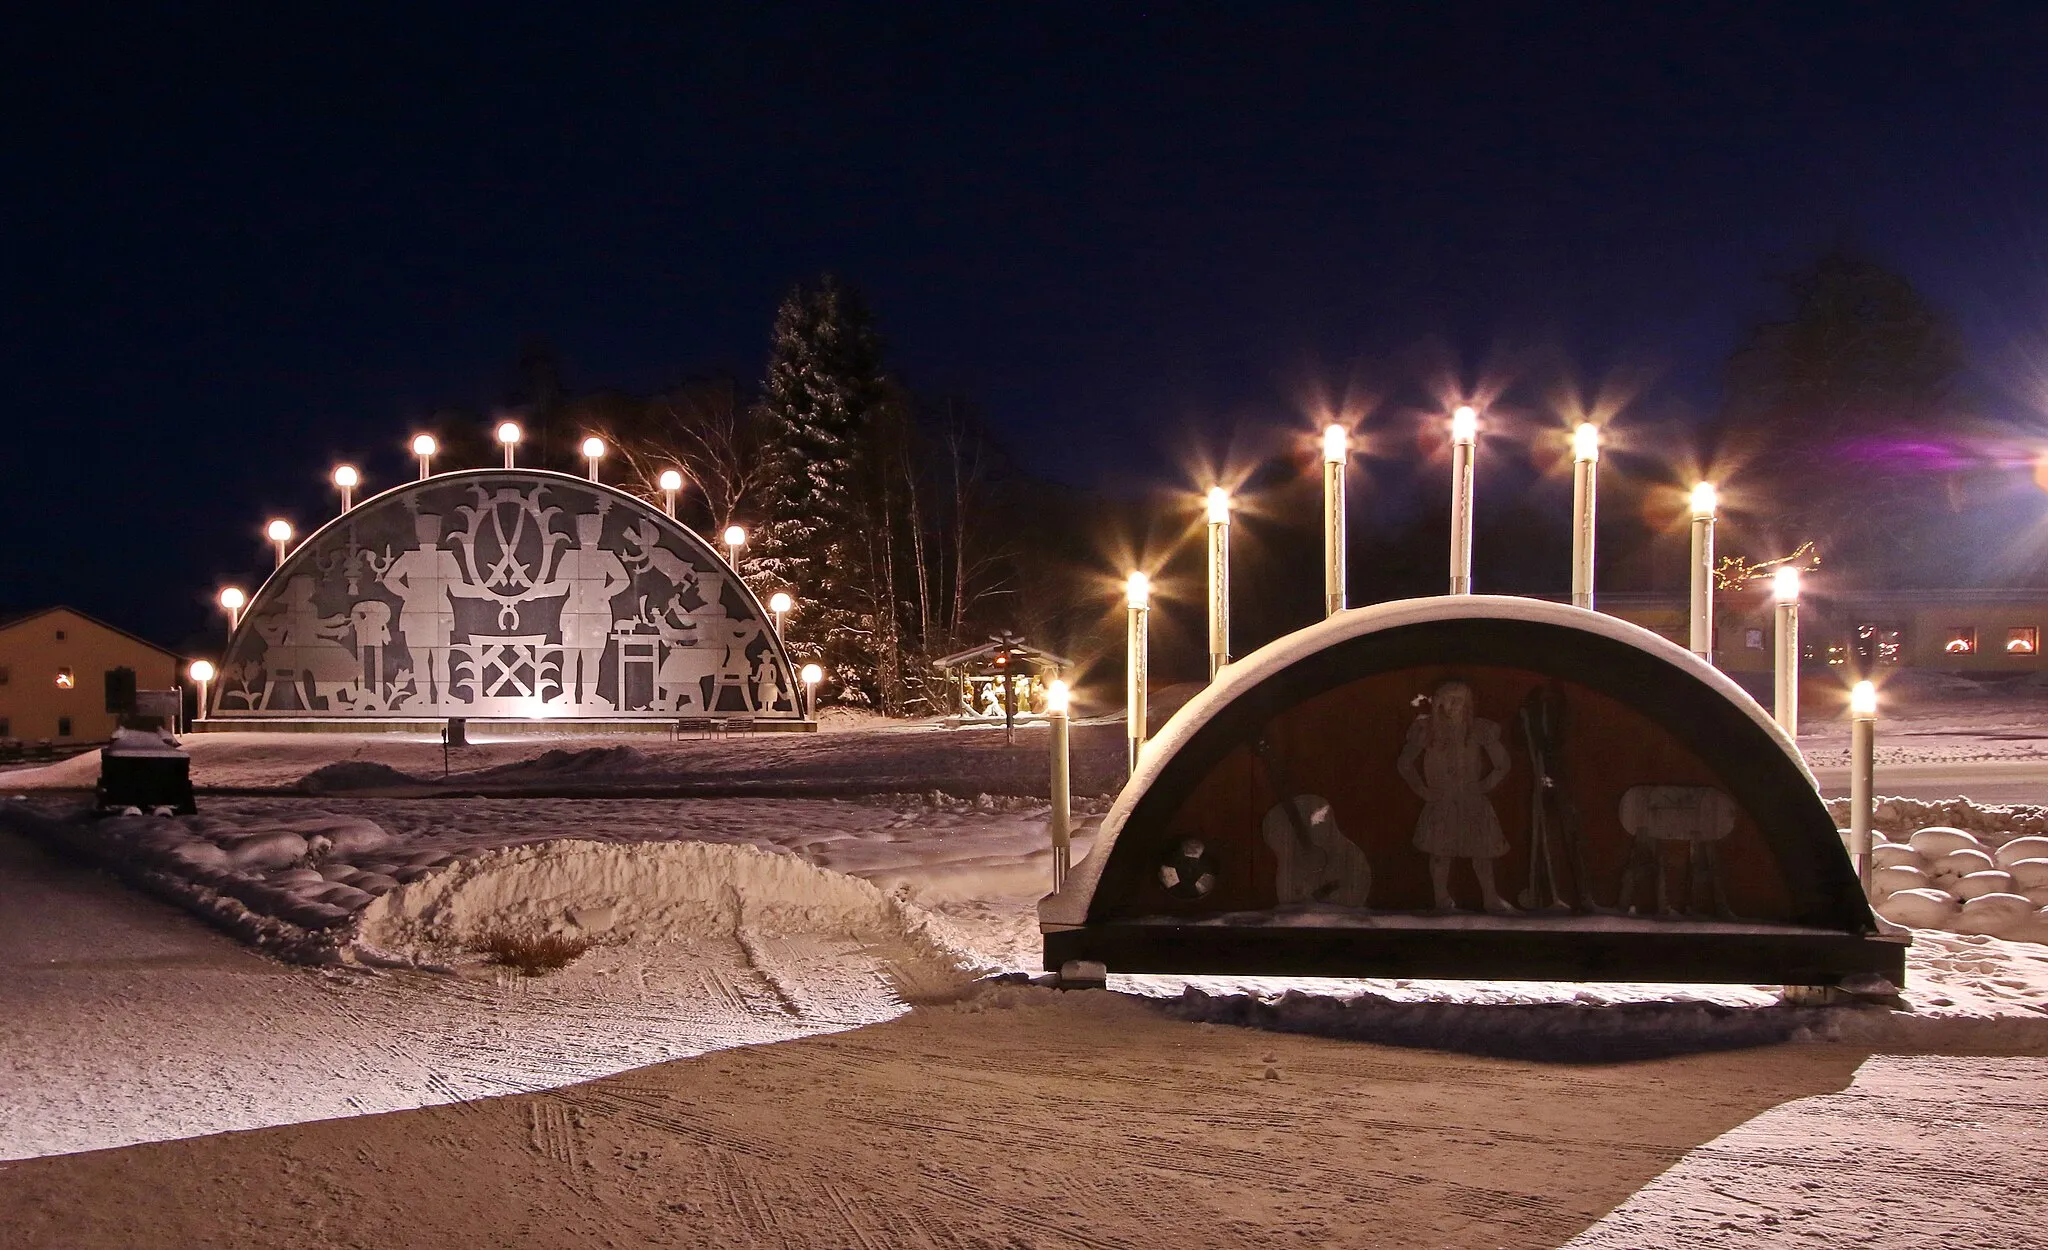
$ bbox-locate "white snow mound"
[356,837,982,978]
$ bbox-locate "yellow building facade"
[0,607,180,744]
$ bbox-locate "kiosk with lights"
[1042,596,1905,987]
[204,469,806,729]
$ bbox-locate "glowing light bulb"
[188,659,216,683]
[1205,486,1231,524]
[768,591,793,614]
[496,421,522,446]
[1322,424,1348,463]
[218,587,246,611]
[1572,422,1599,462]
[1451,406,1479,444]
[411,434,437,457]
[581,436,605,460]
[724,525,746,548]
[266,519,293,543]
[1850,680,1878,718]
[1690,481,1718,518]
[658,469,683,492]
[332,464,359,489]
[1126,571,1151,610]
[801,663,824,686]
[1773,565,1802,604]
[1046,679,1071,715]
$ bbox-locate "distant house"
[0,607,180,744]
[1600,588,2048,679]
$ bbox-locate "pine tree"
[750,276,899,707]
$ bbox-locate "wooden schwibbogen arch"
[1043,596,1906,986]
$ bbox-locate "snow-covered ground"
[7,712,2048,1247]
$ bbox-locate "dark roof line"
[0,606,181,658]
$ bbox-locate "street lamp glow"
[1689,480,1718,518]
[412,434,437,479]
[1772,565,1802,604]
[768,591,793,614]
[1205,485,1231,524]
[1572,422,1600,462]
[582,436,605,481]
[188,659,215,684]
[1046,678,1071,715]
[1451,405,1479,444]
[658,468,683,518]
[723,524,747,568]
[332,464,359,511]
[800,662,823,685]
[1321,424,1348,463]
[1125,570,1151,610]
[497,420,522,468]
[1850,680,1878,718]
[218,586,245,612]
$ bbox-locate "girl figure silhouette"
[1396,679,1517,914]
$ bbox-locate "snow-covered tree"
[750,276,901,708]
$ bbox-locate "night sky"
[11,6,2048,649]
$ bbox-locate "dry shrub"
[472,930,592,976]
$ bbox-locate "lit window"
[55,668,74,689]
[1944,628,1978,655]
[1877,628,1903,666]
[2009,627,2040,656]
[1826,643,1847,666]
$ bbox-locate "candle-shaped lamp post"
[1047,678,1073,892]
[497,421,522,469]
[1849,679,1877,894]
[723,525,746,570]
[1206,486,1231,678]
[800,662,823,719]
[1773,566,1802,736]
[1570,422,1599,609]
[1322,424,1347,616]
[412,434,437,480]
[1689,482,1717,662]
[266,519,294,569]
[768,591,792,640]
[659,469,683,519]
[1449,406,1479,594]
[188,659,214,730]
[332,464,360,513]
[1126,571,1150,774]
[218,586,246,632]
[582,436,606,483]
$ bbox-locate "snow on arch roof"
[1045,593,1833,931]
[210,468,802,723]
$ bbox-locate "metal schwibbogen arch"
[209,470,804,727]
[1043,596,1905,987]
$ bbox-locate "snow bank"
[355,837,984,985]
[300,761,429,794]
[1834,797,2048,943]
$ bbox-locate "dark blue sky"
[10,5,2048,646]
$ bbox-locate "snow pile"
[354,837,984,982]
[1829,797,2048,942]
[300,760,429,794]
[455,745,660,784]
